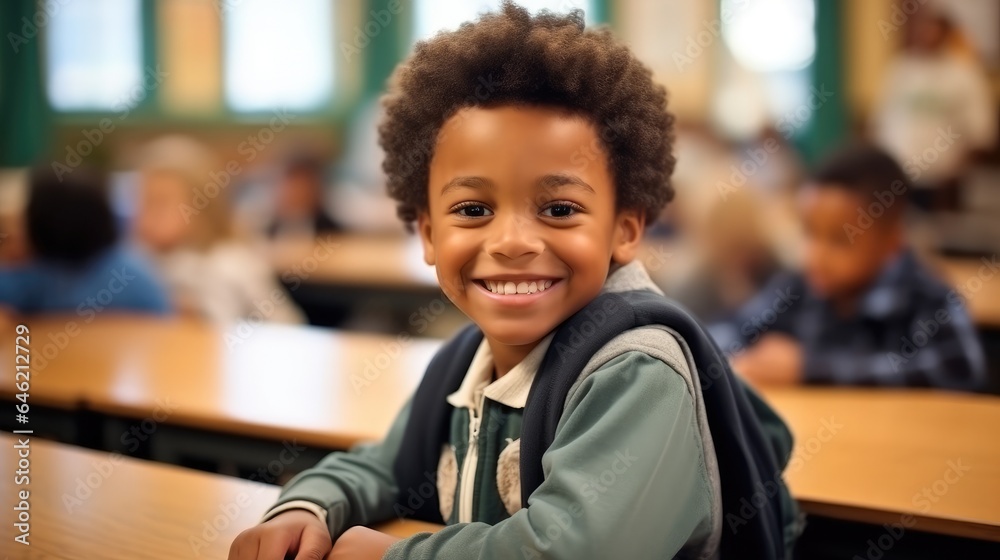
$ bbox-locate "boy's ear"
[417,211,436,266]
[611,209,645,265]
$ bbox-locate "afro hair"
[378,1,675,230]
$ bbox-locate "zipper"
[458,390,486,523]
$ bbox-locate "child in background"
[0,166,170,316]
[712,145,986,391]
[265,153,342,240]
[873,6,996,212]
[230,5,798,559]
[133,136,304,325]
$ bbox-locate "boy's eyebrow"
[537,173,595,194]
[439,173,595,195]
[440,176,494,195]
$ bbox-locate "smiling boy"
[229,4,797,559]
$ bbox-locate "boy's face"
[418,105,643,347]
[798,184,901,299]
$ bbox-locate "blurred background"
[0,2,999,558]
[0,0,998,378]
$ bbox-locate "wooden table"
[4,316,999,542]
[0,316,440,450]
[762,387,1000,542]
[0,434,441,559]
[268,234,439,291]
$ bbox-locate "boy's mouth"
[473,278,561,295]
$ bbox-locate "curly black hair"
[810,143,911,221]
[378,1,675,230]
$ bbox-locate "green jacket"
[266,260,798,558]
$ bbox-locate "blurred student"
[133,136,304,324]
[266,154,342,240]
[712,145,986,391]
[873,7,996,212]
[0,166,170,316]
[666,188,785,323]
[230,5,798,560]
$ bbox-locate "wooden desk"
[4,316,999,542]
[762,387,1000,542]
[268,234,439,291]
[0,316,440,450]
[0,434,441,559]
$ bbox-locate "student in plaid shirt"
[710,145,987,392]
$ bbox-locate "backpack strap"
[393,323,483,523]
[521,289,790,559]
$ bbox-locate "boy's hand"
[731,334,803,386]
[327,526,401,560]
[228,509,332,560]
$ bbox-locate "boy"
[0,166,171,316]
[712,145,987,391]
[230,4,798,559]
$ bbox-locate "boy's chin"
[479,321,558,348]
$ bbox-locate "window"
[715,0,817,137]
[223,0,334,112]
[45,0,143,111]
[720,0,815,73]
[414,0,597,43]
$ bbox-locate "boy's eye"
[452,203,493,218]
[541,203,580,218]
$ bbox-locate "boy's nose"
[484,212,544,261]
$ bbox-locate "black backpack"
[394,289,794,559]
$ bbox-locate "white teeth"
[481,279,556,295]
